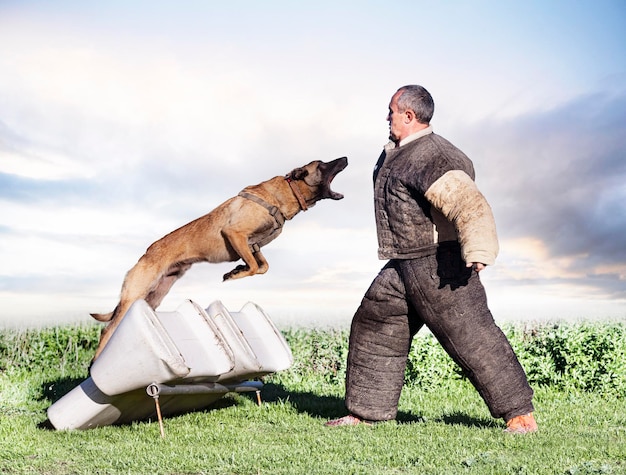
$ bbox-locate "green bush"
[0,325,99,379]
[1,322,624,398]
[277,329,349,392]
[400,322,626,397]
[508,322,626,397]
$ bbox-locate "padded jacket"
[373,127,499,266]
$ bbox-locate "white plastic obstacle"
[47,299,293,431]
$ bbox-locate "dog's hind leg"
[91,256,168,361]
[145,262,192,310]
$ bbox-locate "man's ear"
[290,167,309,180]
[404,109,415,124]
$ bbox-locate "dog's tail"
[90,311,114,322]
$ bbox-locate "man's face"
[387,90,407,143]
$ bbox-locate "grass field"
[0,322,624,474]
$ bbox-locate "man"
[327,85,537,434]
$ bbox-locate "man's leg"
[334,262,421,423]
[398,247,535,422]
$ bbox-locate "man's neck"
[397,125,433,147]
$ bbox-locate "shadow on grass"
[38,378,495,431]
[436,412,498,429]
[259,383,495,428]
[259,382,348,420]
[42,376,86,404]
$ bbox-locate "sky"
[1,0,625,330]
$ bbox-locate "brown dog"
[90,157,348,360]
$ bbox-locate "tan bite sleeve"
[424,170,499,265]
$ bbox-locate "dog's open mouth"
[324,156,348,200]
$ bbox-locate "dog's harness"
[237,175,309,253]
[237,191,286,228]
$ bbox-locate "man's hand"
[467,262,486,273]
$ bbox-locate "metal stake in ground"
[146,383,165,438]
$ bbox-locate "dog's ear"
[290,167,309,181]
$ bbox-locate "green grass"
[0,323,625,474]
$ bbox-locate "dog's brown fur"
[90,157,348,361]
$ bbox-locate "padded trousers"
[345,244,535,421]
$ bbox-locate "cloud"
[462,89,626,302]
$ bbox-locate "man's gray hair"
[396,85,434,124]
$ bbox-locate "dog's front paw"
[223,264,248,281]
